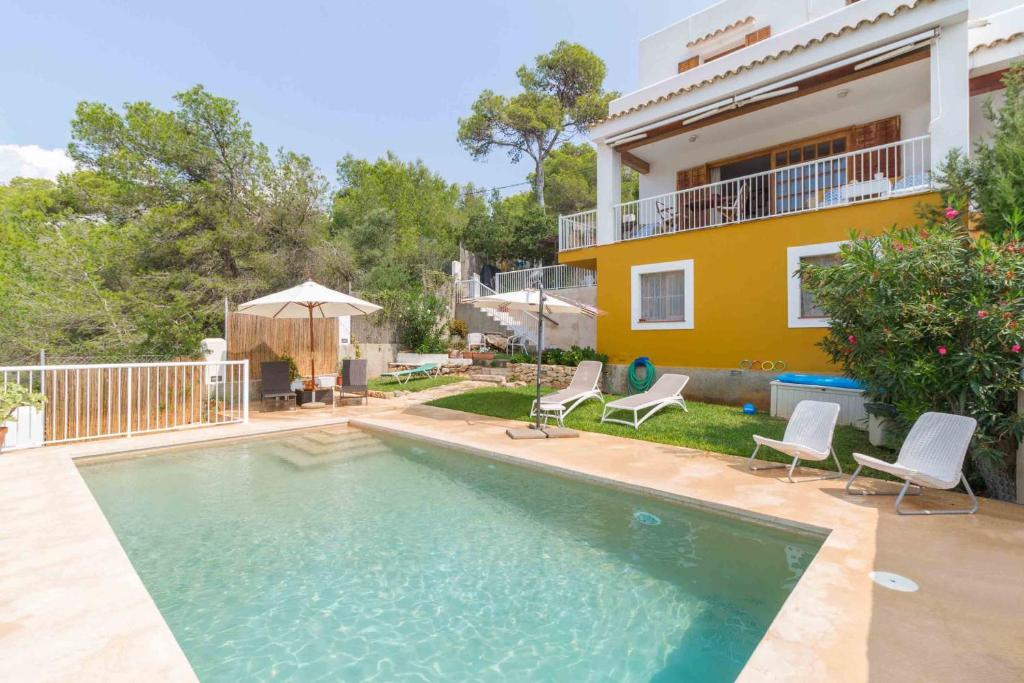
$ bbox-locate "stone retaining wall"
[508,363,581,389]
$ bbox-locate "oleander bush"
[802,214,1024,499]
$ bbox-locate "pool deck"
[1,390,1022,681]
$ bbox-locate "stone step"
[468,366,510,377]
[467,374,506,384]
[277,443,389,469]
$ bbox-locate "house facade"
[558,0,1024,404]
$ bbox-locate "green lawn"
[368,375,466,393]
[426,386,897,478]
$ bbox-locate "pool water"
[81,428,823,682]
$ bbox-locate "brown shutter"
[745,26,771,46]
[851,116,901,180]
[676,165,708,191]
[677,56,700,73]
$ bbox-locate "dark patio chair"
[261,361,296,411]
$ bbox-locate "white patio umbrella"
[237,280,382,383]
[465,286,600,432]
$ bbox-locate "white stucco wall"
[638,0,850,88]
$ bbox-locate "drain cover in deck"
[870,571,918,592]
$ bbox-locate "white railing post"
[125,366,133,438]
[242,359,250,423]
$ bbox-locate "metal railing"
[495,265,596,293]
[454,279,541,348]
[557,136,931,250]
[557,209,598,251]
[0,360,249,449]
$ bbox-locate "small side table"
[295,388,333,406]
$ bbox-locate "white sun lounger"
[600,374,689,429]
[748,400,842,482]
[530,360,603,426]
[846,412,978,515]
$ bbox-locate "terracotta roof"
[971,32,1024,55]
[686,16,755,48]
[603,0,932,123]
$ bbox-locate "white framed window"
[631,259,694,330]
[787,241,844,328]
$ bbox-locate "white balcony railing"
[0,360,249,448]
[558,136,931,251]
[495,265,596,293]
[558,209,598,251]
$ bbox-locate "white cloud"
[0,144,75,184]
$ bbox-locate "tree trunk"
[1017,388,1023,504]
[534,158,545,210]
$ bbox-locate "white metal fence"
[494,265,596,293]
[557,209,598,251]
[0,360,249,448]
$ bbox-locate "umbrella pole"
[534,283,544,430]
[308,304,316,386]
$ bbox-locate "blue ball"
[742,403,757,415]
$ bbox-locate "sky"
[0,0,716,190]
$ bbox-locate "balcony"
[558,135,931,252]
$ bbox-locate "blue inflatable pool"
[775,373,864,390]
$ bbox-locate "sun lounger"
[748,400,842,482]
[600,374,689,429]
[530,360,603,426]
[845,412,978,515]
[380,362,440,385]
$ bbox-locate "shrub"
[802,216,1024,500]
[510,347,608,366]
[277,354,300,381]
[449,319,468,339]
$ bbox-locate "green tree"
[971,64,1024,242]
[0,85,350,359]
[539,142,638,216]
[333,152,464,278]
[462,192,556,265]
[458,42,615,208]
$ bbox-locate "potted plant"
[864,401,900,448]
[0,384,47,450]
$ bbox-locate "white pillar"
[595,143,621,245]
[929,20,970,172]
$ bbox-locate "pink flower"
[1012,344,1022,353]
[945,207,960,220]
[847,335,857,345]
[937,345,948,356]
[978,310,989,319]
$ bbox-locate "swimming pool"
[81,428,823,682]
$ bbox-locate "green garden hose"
[628,357,656,394]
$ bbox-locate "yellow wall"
[560,194,937,373]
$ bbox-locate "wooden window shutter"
[851,116,901,150]
[678,56,700,74]
[851,116,902,180]
[745,27,771,46]
[676,165,709,191]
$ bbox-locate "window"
[631,260,694,330]
[787,242,844,328]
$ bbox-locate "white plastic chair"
[748,400,842,482]
[466,333,487,352]
[846,412,978,515]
